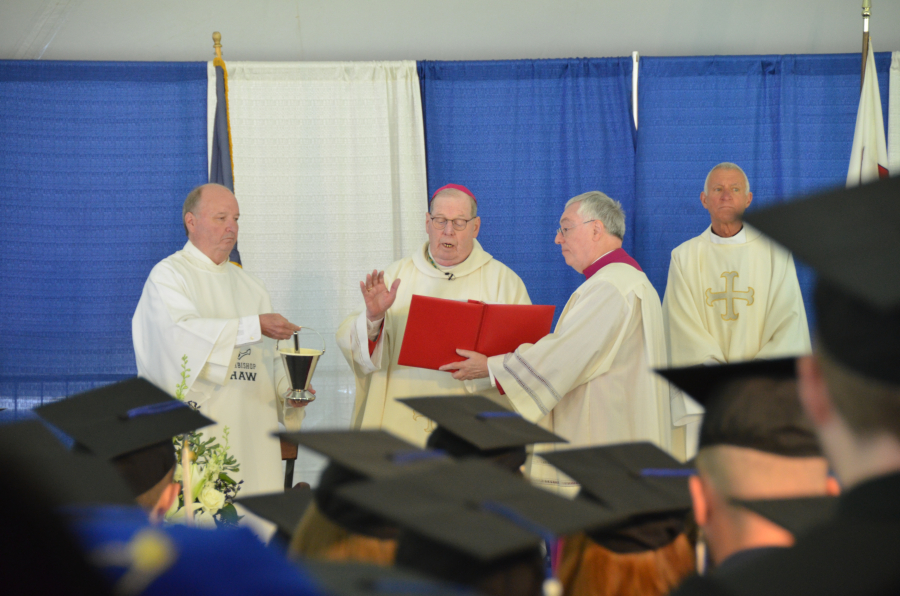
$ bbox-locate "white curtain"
[207,61,427,485]
[889,51,900,175]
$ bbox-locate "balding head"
[182,183,240,265]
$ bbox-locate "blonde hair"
[288,501,396,566]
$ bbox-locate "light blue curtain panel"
[0,61,208,414]
[633,52,892,326]
[418,59,637,325]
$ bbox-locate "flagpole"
[860,0,871,91]
[213,31,223,60]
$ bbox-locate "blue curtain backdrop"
[418,59,636,323]
[633,53,892,325]
[0,61,208,414]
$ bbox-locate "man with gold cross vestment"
[663,164,811,460]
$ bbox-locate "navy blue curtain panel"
[418,59,636,324]
[0,61,207,413]
[633,52,892,326]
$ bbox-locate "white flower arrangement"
[165,355,242,528]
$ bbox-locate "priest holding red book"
[446,191,673,496]
[336,184,531,447]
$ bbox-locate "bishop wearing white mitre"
[663,163,811,459]
[447,191,672,496]
[336,184,530,447]
[133,183,307,495]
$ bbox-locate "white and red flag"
[847,39,890,186]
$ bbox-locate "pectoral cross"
[705,271,754,321]
[413,412,436,432]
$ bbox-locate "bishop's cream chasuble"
[133,241,302,496]
[488,250,672,497]
[663,225,811,458]
[336,240,530,447]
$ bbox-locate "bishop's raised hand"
[361,270,401,321]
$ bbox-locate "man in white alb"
[132,183,307,495]
[336,184,530,447]
[447,191,672,496]
[663,163,811,459]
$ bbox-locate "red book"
[397,295,555,370]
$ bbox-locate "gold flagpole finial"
[213,31,223,60]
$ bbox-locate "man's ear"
[184,212,196,235]
[825,475,841,496]
[700,191,709,210]
[745,191,753,209]
[689,474,709,526]
[471,216,480,238]
[797,355,833,426]
[150,483,180,524]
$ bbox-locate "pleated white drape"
[207,61,427,484]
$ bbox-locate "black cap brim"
[398,395,565,451]
[0,421,135,507]
[734,495,838,537]
[236,489,314,537]
[540,442,692,519]
[655,358,797,409]
[34,377,214,459]
[744,176,900,310]
[277,430,451,479]
[337,459,613,561]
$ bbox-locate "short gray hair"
[430,188,477,218]
[182,184,206,236]
[565,191,626,240]
[704,163,750,194]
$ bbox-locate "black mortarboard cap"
[734,496,838,537]
[337,458,613,562]
[398,395,565,453]
[657,358,821,456]
[656,358,797,409]
[277,430,452,479]
[0,421,134,507]
[744,177,900,384]
[540,442,691,516]
[302,560,478,596]
[236,489,314,537]
[34,377,214,459]
[539,442,692,551]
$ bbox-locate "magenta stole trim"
[582,248,643,280]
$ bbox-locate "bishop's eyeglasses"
[557,219,596,238]
[429,215,477,231]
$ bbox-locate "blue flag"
[210,62,242,266]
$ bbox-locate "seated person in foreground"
[659,358,838,574]
[283,430,452,565]
[542,442,696,596]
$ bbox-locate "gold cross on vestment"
[705,271,754,321]
[413,411,436,432]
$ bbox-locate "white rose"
[198,485,226,515]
